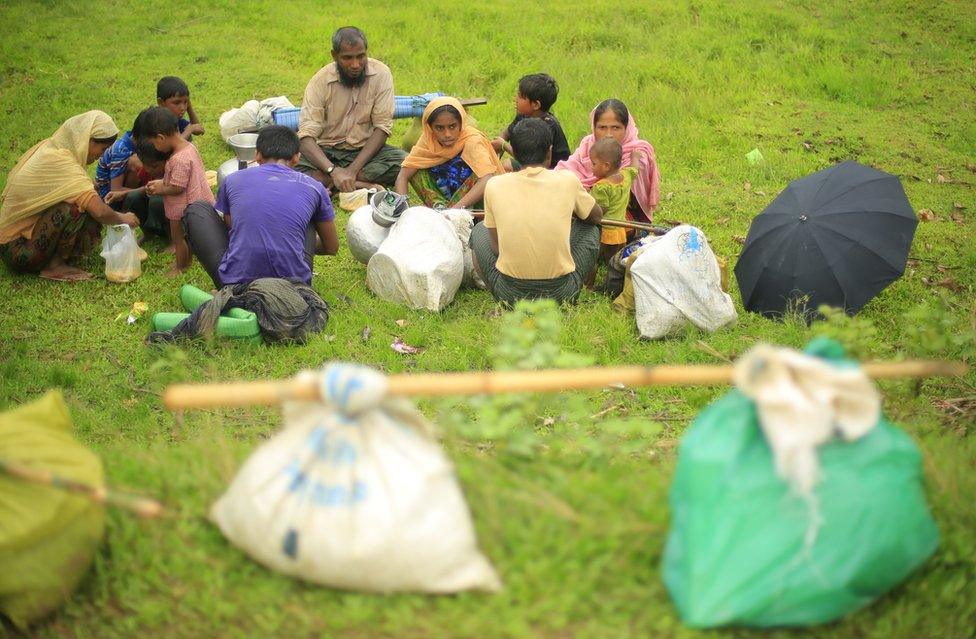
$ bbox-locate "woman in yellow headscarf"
[0,111,140,281]
[395,97,504,210]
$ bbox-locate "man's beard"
[337,61,368,87]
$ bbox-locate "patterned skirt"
[410,155,480,208]
[0,203,100,273]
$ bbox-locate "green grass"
[1,0,975,637]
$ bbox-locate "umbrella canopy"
[735,161,917,317]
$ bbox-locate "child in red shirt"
[142,107,215,274]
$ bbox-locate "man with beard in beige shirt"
[296,26,407,192]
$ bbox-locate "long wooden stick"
[0,458,165,518]
[468,210,668,233]
[468,210,663,233]
[598,218,657,231]
[163,360,967,410]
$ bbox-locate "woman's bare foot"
[163,244,176,254]
[165,264,186,278]
[39,258,92,282]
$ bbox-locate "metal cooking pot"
[227,133,259,164]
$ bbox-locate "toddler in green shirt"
[589,137,643,265]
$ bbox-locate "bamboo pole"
[597,218,658,232]
[163,360,967,410]
[467,210,658,233]
[0,458,165,518]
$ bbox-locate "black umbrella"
[735,161,917,318]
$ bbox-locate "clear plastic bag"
[100,224,141,283]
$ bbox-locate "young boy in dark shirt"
[492,73,571,171]
[157,76,205,140]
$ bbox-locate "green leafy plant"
[811,304,884,359]
[901,297,976,362]
[442,300,592,454]
[442,300,660,457]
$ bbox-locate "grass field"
[1,0,975,637]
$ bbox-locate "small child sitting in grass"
[142,106,215,274]
[93,111,147,207]
[588,137,643,276]
[157,76,204,140]
[105,138,170,240]
[492,73,570,171]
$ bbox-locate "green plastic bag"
[0,391,105,629]
[662,341,939,628]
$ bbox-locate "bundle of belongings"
[662,338,939,628]
[148,279,329,345]
[605,225,736,339]
[219,96,296,141]
[0,392,105,630]
[211,363,502,593]
[347,191,483,312]
[221,93,448,141]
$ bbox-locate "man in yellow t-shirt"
[470,119,603,305]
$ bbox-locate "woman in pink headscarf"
[557,99,661,225]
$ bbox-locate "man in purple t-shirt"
[183,126,339,288]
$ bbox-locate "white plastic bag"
[220,97,295,141]
[631,225,736,339]
[210,364,501,594]
[338,188,375,212]
[219,100,260,141]
[100,224,141,283]
[366,207,463,311]
[345,204,391,265]
[441,208,485,290]
[255,96,295,129]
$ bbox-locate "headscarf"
[557,106,661,218]
[401,97,504,177]
[0,111,119,233]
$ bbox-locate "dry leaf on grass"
[395,319,408,327]
[917,208,937,221]
[937,173,951,184]
[743,181,751,192]
[922,276,963,292]
[732,234,747,245]
[360,326,371,342]
[951,211,965,224]
[715,217,730,225]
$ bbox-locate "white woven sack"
[346,204,391,264]
[631,225,737,339]
[211,364,502,594]
[366,207,463,311]
[441,208,485,289]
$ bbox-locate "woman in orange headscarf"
[395,97,504,209]
[0,111,140,281]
